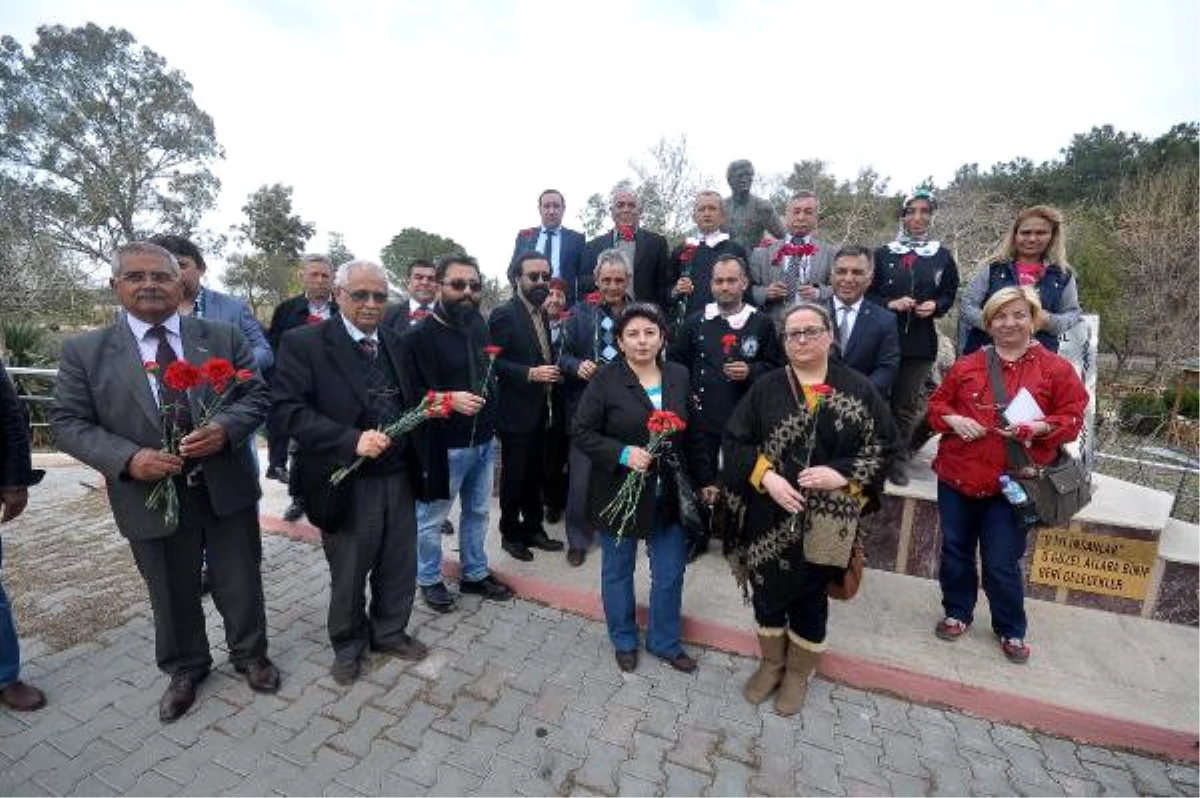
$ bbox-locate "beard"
[522,284,549,306]
[442,296,479,326]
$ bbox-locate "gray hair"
[299,253,333,271]
[334,259,388,288]
[593,248,632,281]
[111,242,179,279]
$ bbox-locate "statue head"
[726,159,755,195]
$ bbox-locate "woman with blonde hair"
[960,205,1081,354]
[929,286,1087,663]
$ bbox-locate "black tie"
[148,325,194,433]
[543,229,556,266]
[359,337,378,360]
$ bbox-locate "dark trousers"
[688,431,724,548]
[890,358,934,460]
[751,560,831,644]
[937,481,1029,639]
[543,421,569,514]
[128,485,268,678]
[266,412,290,470]
[498,429,546,544]
[564,442,595,551]
[321,473,417,663]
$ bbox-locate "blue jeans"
[937,481,1029,638]
[416,440,494,586]
[600,522,687,657]
[0,536,20,690]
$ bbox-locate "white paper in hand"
[1003,387,1045,425]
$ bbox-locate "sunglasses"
[443,279,483,292]
[345,290,388,303]
[524,272,552,283]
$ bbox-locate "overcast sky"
[3,0,1198,286]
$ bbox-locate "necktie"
[148,325,194,433]
[543,229,556,263]
[359,337,378,360]
[838,305,853,349]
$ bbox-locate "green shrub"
[1163,386,1200,420]
[1118,392,1167,434]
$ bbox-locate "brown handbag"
[827,540,865,601]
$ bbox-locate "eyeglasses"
[345,290,388,303]
[119,271,176,284]
[443,279,483,292]
[523,272,552,283]
[783,327,828,343]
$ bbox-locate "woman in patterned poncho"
[722,302,894,715]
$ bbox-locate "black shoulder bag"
[984,347,1092,528]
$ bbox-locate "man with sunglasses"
[273,260,434,684]
[488,252,566,562]
[403,255,514,613]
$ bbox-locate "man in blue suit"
[826,246,901,400]
[150,235,273,374]
[511,189,587,306]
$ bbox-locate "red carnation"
[617,225,635,242]
[900,253,918,269]
[584,292,602,306]
[679,244,698,264]
[756,236,775,249]
[796,243,817,257]
[720,333,738,356]
[483,344,503,358]
[810,383,833,407]
[306,314,323,325]
[409,309,430,322]
[144,361,159,374]
[235,369,254,382]
[520,227,538,239]
[200,357,237,393]
[646,409,686,434]
[162,360,204,392]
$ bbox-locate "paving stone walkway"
[1,478,1196,796]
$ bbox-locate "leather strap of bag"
[984,346,1035,475]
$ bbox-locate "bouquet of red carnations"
[330,390,454,486]
[599,409,687,538]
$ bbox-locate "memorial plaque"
[1031,528,1157,599]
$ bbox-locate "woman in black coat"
[571,304,718,674]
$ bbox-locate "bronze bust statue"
[723,159,785,251]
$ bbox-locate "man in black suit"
[827,245,901,400]
[53,242,280,722]
[511,190,588,305]
[403,255,514,613]
[265,255,338,522]
[272,260,432,685]
[381,258,438,335]
[489,252,567,561]
[583,188,671,309]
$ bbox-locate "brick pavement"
[1,481,1197,796]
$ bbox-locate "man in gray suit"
[52,242,280,723]
[748,192,836,329]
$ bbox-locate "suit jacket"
[1,362,43,489]
[828,298,900,398]
[270,319,445,503]
[380,300,433,336]
[583,228,671,309]
[200,287,273,373]
[52,316,269,540]
[570,359,714,537]
[748,237,836,327]
[487,296,554,435]
[267,294,339,351]
[511,227,587,305]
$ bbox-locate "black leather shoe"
[615,650,638,673]
[501,539,534,561]
[329,657,361,686]
[159,671,207,723]
[566,548,586,567]
[653,650,697,673]
[528,530,565,552]
[421,582,456,613]
[459,574,513,601]
[265,465,289,483]
[235,657,281,693]
[372,634,428,662]
[282,501,305,523]
[544,506,563,524]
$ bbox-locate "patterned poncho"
[721,362,894,611]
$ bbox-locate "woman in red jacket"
[927,286,1087,663]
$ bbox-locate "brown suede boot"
[742,629,787,705]
[774,633,821,716]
